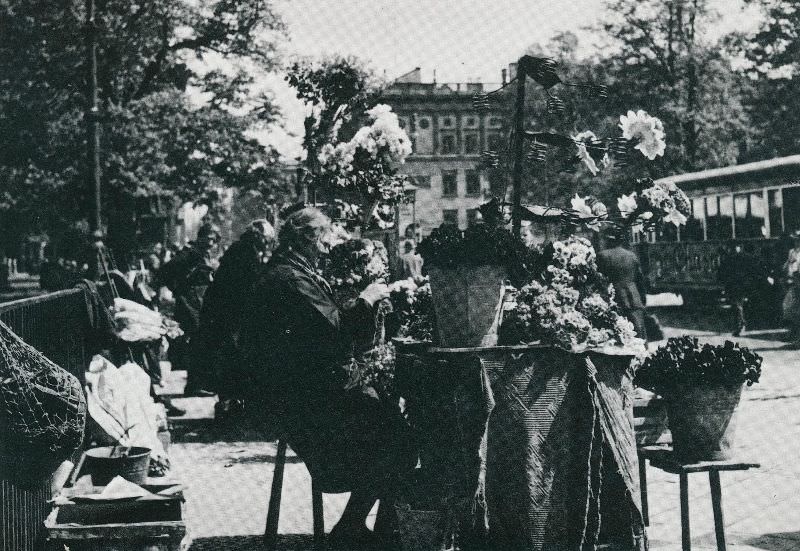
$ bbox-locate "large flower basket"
[428,265,507,348]
[665,383,743,461]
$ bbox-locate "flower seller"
[239,207,415,546]
[192,219,277,419]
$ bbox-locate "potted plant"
[635,337,762,461]
[417,207,542,348]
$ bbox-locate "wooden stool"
[264,439,325,550]
[642,447,759,551]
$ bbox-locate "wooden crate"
[45,490,186,551]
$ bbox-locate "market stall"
[396,342,646,550]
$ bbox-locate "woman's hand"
[359,282,390,306]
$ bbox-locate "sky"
[259,0,762,159]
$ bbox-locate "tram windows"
[683,197,705,241]
[769,189,783,235]
[734,192,765,239]
[783,186,800,234]
[706,196,734,240]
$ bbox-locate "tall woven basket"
[428,265,507,348]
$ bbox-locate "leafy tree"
[0,0,289,259]
[736,0,800,159]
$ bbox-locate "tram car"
[636,154,800,315]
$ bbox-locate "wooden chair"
[643,447,759,551]
[264,438,325,550]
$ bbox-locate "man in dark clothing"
[597,234,648,342]
[158,223,219,395]
[718,244,768,336]
[239,208,414,546]
[192,219,276,416]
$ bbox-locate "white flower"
[618,110,666,160]
[575,142,599,175]
[573,130,598,143]
[367,104,393,119]
[571,194,594,218]
[617,193,638,219]
[664,209,688,226]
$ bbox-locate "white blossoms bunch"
[619,110,667,160]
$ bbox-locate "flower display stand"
[395,342,647,551]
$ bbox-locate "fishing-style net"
[0,320,86,468]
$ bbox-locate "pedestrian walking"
[398,240,423,279]
[597,230,648,342]
[718,243,768,336]
[782,231,800,343]
[193,219,276,418]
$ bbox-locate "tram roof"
[656,154,800,190]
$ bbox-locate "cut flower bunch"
[502,237,644,352]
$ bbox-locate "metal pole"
[86,0,102,233]
[511,58,527,235]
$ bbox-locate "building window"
[465,170,481,196]
[443,209,458,226]
[463,116,478,128]
[782,186,800,234]
[413,174,431,188]
[418,118,430,129]
[440,133,457,155]
[487,132,503,152]
[440,116,455,128]
[441,170,458,197]
[489,169,505,195]
[464,133,480,154]
[488,116,503,128]
[467,208,480,226]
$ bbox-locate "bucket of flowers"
[417,201,543,348]
[635,337,762,461]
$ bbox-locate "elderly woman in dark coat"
[192,219,276,414]
[239,207,415,545]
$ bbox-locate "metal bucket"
[82,446,151,485]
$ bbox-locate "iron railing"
[1,288,93,551]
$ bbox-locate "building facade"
[382,68,509,237]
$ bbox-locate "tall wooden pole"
[511,58,527,236]
[86,0,102,233]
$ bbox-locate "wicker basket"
[428,265,507,348]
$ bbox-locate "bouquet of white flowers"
[503,237,643,352]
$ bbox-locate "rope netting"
[0,319,86,462]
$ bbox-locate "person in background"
[597,229,648,342]
[782,231,800,343]
[398,240,423,279]
[240,208,415,546]
[193,219,277,418]
[158,222,220,395]
[718,242,768,337]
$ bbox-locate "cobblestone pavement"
[167,316,800,550]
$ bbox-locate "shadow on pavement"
[190,534,315,550]
[745,532,800,550]
[172,412,280,444]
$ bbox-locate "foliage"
[0,0,289,257]
[343,342,396,399]
[636,337,762,394]
[417,223,543,287]
[389,277,436,343]
[319,237,389,304]
[502,237,642,351]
